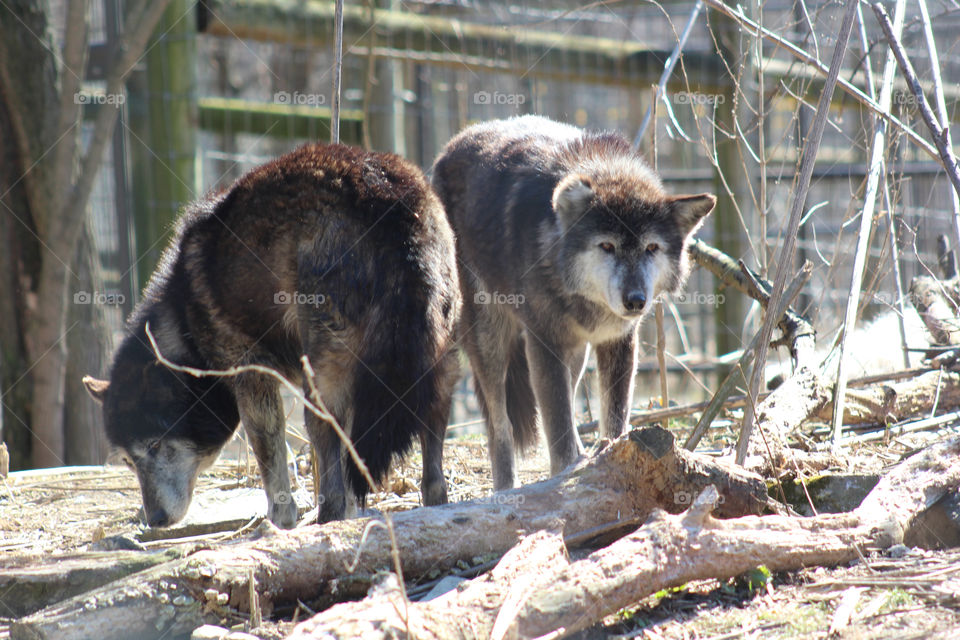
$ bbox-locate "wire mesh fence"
[85,0,960,419]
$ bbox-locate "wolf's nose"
[147,509,170,528]
[623,291,646,313]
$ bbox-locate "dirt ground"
[2,423,959,639]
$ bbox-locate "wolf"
[84,143,461,527]
[432,115,714,490]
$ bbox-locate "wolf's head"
[84,331,239,527]
[551,166,714,319]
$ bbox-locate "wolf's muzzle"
[623,291,647,313]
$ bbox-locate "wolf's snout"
[145,507,171,528]
[623,291,646,313]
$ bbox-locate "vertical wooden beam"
[710,12,747,371]
[128,0,197,294]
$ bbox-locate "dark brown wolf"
[432,115,713,490]
[84,143,461,526]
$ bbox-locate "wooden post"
[710,12,748,376]
[127,0,197,293]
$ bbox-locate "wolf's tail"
[344,311,450,503]
[474,336,539,452]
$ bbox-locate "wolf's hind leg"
[234,374,297,528]
[300,365,359,523]
[419,426,447,506]
[595,329,639,439]
[419,348,457,506]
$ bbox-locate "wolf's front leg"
[525,338,585,475]
[595,328,639,440]
[234,375,298,528]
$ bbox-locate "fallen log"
[909,274,960,346]
[747,365,830,464]
[285,435,960,639]
[0,550,178,618]
[745,369,960,473]
[288,531,570,640]
[815,370,960,424]
[10,427,766,640]
[574,368,936,435]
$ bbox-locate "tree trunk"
[0,0,171,468]
[64,223,110,464]
[0,0,60,469]
[0,147,37,469]
[27,254,71,467]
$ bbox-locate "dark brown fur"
[87,143,461,526]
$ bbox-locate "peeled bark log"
[910,275,960,346]
[814,370,960,425]
[288,531,571,640]
[10,427,766,640]
[746,369,960,474]
[0,550,177,618]
[744,365,833,473]
[286,435,960,640]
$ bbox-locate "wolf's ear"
[83,375,110,404]
[552,174,594,224]
[670,193,716,235]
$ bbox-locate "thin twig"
[632,0,703,147]
[832,0,906,446]
[142,323,409,592]
[871,2,960,217]
[856,2,911,370]
[736,0,859,465]
[701,0,940,163]
[917,0,960,237]
[331,0,345,143]
[686,262,811,451]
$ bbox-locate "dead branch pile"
[10,427,765,640]
[288,434,960,639]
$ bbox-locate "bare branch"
[831,0,906,446]
[871,2,960,210]
[701,0,940,163]
[52,0,174,251]
[736,0,859,465]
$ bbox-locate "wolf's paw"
[268,496,298,529]
[421,477,448,506]
[316,491,348,523]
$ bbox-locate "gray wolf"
[432,115,713,490]
[84,143,461,527]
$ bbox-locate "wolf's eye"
[598,242,616,254]
[646,242,660,254]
